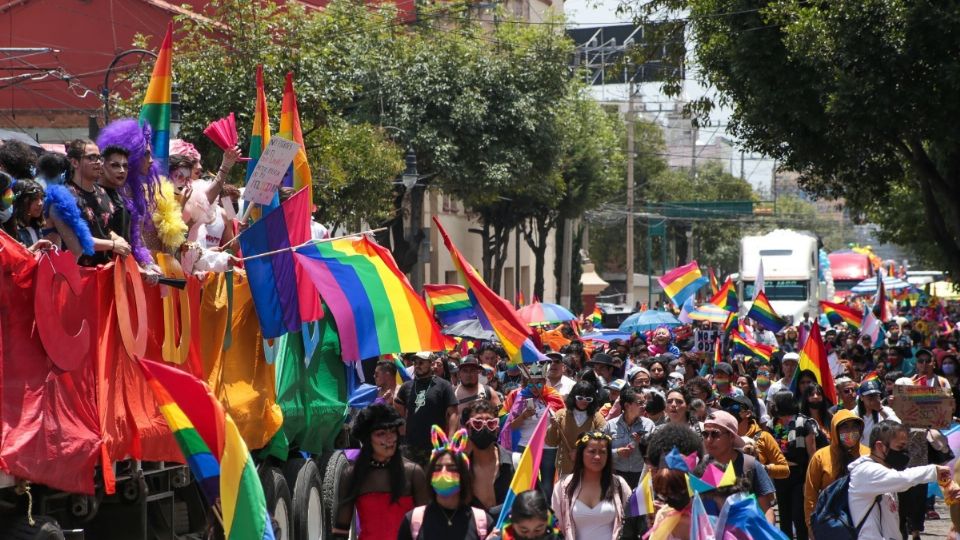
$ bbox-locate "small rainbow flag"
[861,370,880,383]
[294,235,446,363]
[589,306,603,327]
[658,261,708,307]
[435,217,547,366]
[495,407,550,529]
[746,290,785,333]
[138,358,274,540]
[731,330,774,362]
[246,65,273,219]
[278,72,312,205]
[138,22,173,173]
[709,277,739,312]
[722,311,739,334]
[709,267,719,295]
[799,324,837,403]
[423,284,477,326]
[820,300,862,330]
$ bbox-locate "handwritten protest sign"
[241,136,299,205]
[891,384,954,429]
[694,329,718,354]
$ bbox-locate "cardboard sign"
[694,329,718,354]
[891,384,955,429]
[241,136,300,205]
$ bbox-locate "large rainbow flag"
[709,277,739,312]
[246,65,273,219]
[658,261,708,307]
[435,217,547,366]
[746,290,785,333]
[139,22,173,173]
[278,72,312,204]
[138,359,274,540]
[797,323,837,403]
[423,284,477,326]
[238,188,322,338]
[494,409,550,529]
[294,236,446,362]
[730,329,774,362]
[820,300,862,329]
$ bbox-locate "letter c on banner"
[156,253,192,365]
[34,251,90,371]
[113,255,148,358]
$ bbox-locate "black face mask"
[469,428,498,450]
[884,446,910,471]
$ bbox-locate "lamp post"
[402,148,426,291]
[102,49,157,125]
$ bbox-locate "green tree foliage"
[624,0,960,275]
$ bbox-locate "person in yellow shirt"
[802,409,870,538]
[720,394,790,480]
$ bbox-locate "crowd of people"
[336,312,960,540]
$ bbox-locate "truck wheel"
[290,459,323,540]
[260,466,292,540]
[2,515,65,540]
[320,451,349,538]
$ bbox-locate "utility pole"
[625,80,636,308]
[560,219,573,307]
[691,120,698,176]
[740,151,745,181]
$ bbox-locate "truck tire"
[1,515,66,540]
[320,451,349,538]
[260,465,292,540]
[290,459,324,540]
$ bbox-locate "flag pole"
[234,227,388,262]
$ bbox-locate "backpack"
[810,474,880,540]
[410,505,487,539]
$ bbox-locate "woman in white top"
[551,431,634,540]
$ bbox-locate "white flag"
[753,260,765,300]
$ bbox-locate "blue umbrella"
[851,275,912,294]
[618,310,682,334]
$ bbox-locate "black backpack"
[810,473,880,540]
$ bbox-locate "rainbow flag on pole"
[495,408,550,529]
[819,300,862,329]
[730,329,774,362]
[138,358,274,540]
[658,261,708,307]
[798,323,837,403]
[708,267,719,295]
[722,311,739,334]
[139,22,173,173]
[746,290,785,333]
[435,217,547,366]
[709,277,739,312]
[278,72,312,204]
[423,284,477,326]
[246,65,273,220]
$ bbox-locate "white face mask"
[0,205,12,224]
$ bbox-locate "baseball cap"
[782,352,800,363]
[858,379,883,396]
[719,394,754,415]
[460,355,481,367]
[606,379,627,392]
[704,410,744,448]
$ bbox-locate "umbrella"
[441,319,496,341]
[581,330,634,343]
[851,275,912,294]
[618,310,682,334]
[517,301,576,326]
[688,303,729,323]
[0,129,42,150]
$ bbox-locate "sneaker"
[926,510,941,520]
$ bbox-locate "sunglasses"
[466,418,499,431]
[916,357,933,363]
[531,382,544,389]
[703,429,725,440]
[841,387,857,394]
[575,395,594,403]
[83,153,103,162]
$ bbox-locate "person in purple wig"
[96,118,161,265]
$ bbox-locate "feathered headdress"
[430,425,470,469]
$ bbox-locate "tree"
[626,0,960,275]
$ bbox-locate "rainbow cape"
[798,323,837,403]
[435,217,546,366]
[820,300,862,329]
[730,329,774,361]
[495,409,550,529]
[423,284,477,326]
[278,72,312,204]
[746,290,785,333]
[139,22,173,173]
[658,261,708,307]
[709,277,739,312]
[294,235,445,362]
[246,65,273,219]
[138,358,274,540]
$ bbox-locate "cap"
[714,362,734,376]
[413,351,435,361]
[915,348,933,359]
[704,410,744,448]
[588,353,616,367]
[782,352,800,362]
[858,379,883,396]
[545,351,564,362]
[459,355,481,367]
[719,394,753,414]
[447,361,459,374]
[834,376,854,387]
[606,379,627,391]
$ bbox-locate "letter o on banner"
[34,251,91,371]
[114,255,148,359]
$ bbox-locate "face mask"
[0,205,11,224]
[883,446,910,471]
[944,364,956,375]
[431,469,460,497]
[756,374,771,390]
[469,428,498,450]
[839,431,860,448]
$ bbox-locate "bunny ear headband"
[430,425,471,468]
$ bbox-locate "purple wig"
[96,118,161,264]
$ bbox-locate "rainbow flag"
[294,235,446,362]
[495,407,550,529]
[820,300,862,329]
[709,267,719,295]
[423,284,477,326]
[861,370,880,383]
[723,311,739,334]
[278,72,312,204]
[746,290,785,333]
[138,22,173,173]
[238,188,322,338]
[658,261,708,307]
[435,217,547,366]
[516,290,525,307]
[138,359,273,540]
[589,306,603,327]
[798,323,837,403]
[709,277,739,312]
[731,329,774,361]
[245,65,273,219]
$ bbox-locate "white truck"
[739,229,820,324]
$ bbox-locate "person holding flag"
[486,490,562,540]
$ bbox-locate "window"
[743,280,809,301]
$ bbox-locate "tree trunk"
[481,221,493,285]
[522,214,554,302]
[490,220,511,294]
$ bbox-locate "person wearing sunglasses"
[603,386,654,489]
[548,380,606,478]
[456,355,502,415]
[830,376,859,414]
[912,348,951,389]
[461,400,514,513]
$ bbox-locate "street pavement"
[923,499,953,538]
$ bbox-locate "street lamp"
[102,49,157,125]
[402,147,418,190]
